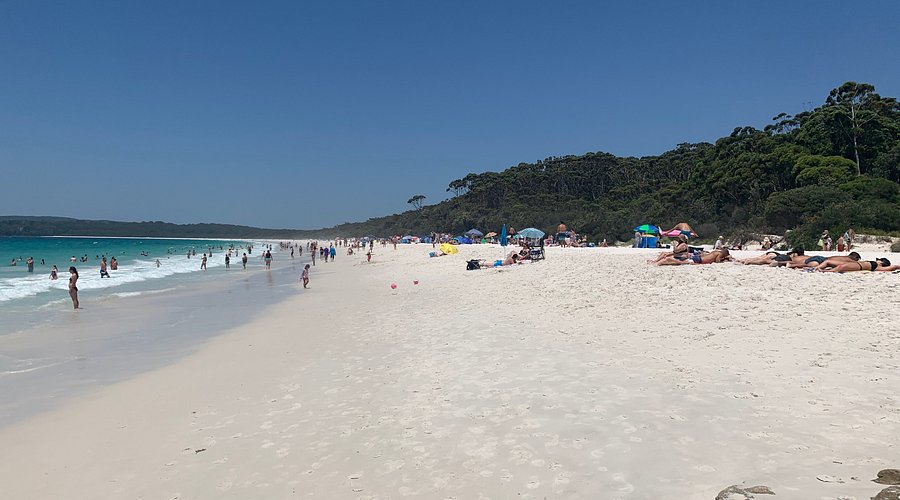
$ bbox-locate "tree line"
[351,81,898,247]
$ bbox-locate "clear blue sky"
[2,1,898,229]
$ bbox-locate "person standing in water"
[264,249,272,269]
[26,257,34,272]
[68,267,79,309]
[49,265,58,280]
[301,264,310,289]
[241,252,248,269]
[225,253,230,269]
[100,257,110,278]
[201,253,207,270]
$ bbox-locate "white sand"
[1,244,898,499]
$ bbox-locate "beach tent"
[465,228,484,237]
[633,224,660,248]
[517,227,545,239]
[455,236,473,244]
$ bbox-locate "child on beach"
[301,264,310,289]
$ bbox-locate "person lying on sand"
[813,252,860,270]
[469,253,521,269]
[656,248,731,266]
[823,257,900,273]
[648,235,689,263]
[787,254,831,269]
[737,248,797,266]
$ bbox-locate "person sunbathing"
[738,248,802,266]
[648,235,689,263]
[470,252,521,269]
[823,257,900,273]
[814,252,860,270]
[657,248,731,266]
[738,251,782,265]
[787,254,831,269]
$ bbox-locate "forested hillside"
[329,82,900,247]
[3,82,898,246]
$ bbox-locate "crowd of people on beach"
[648,234,899,273]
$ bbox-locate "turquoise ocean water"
[1,236,246,307]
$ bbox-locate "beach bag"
[466,259,480,270]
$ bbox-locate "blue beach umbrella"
[500,224,508,247]
[517,227,545,239]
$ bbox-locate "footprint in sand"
[525,477,541,489]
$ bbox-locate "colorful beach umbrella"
[633,224,660,234]
[439,243,458,255]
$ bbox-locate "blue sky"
[2,1,898,229]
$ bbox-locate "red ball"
[390,283,397,289]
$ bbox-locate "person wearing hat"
[714,236,724,250]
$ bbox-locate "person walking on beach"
[264,249,272,269]
[329,245,336,261]
[241,252,248,269]
[301,264,310,289]
[68,267,79,309]
[310,247,316,266]
[26,256,34,272]
[201,253,207,270]
[225,253,231,269]
[100,257,110,278]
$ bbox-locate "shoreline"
[1,244,897,498]
[0,242,309,428]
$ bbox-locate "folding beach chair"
[529,238,545,261]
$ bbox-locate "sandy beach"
[1,243,898,499]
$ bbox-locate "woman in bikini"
[649,235,689,264]
[68,266,79,309]
[657,248,731,266]
[824,258,900,273]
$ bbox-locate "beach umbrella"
[661,229,696,238]
[500,224,508,247]
[439,243,458,255]
[517,227,545,239]
[633,224,660,234]
[485,231,497,238]
[465,228,484,237]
